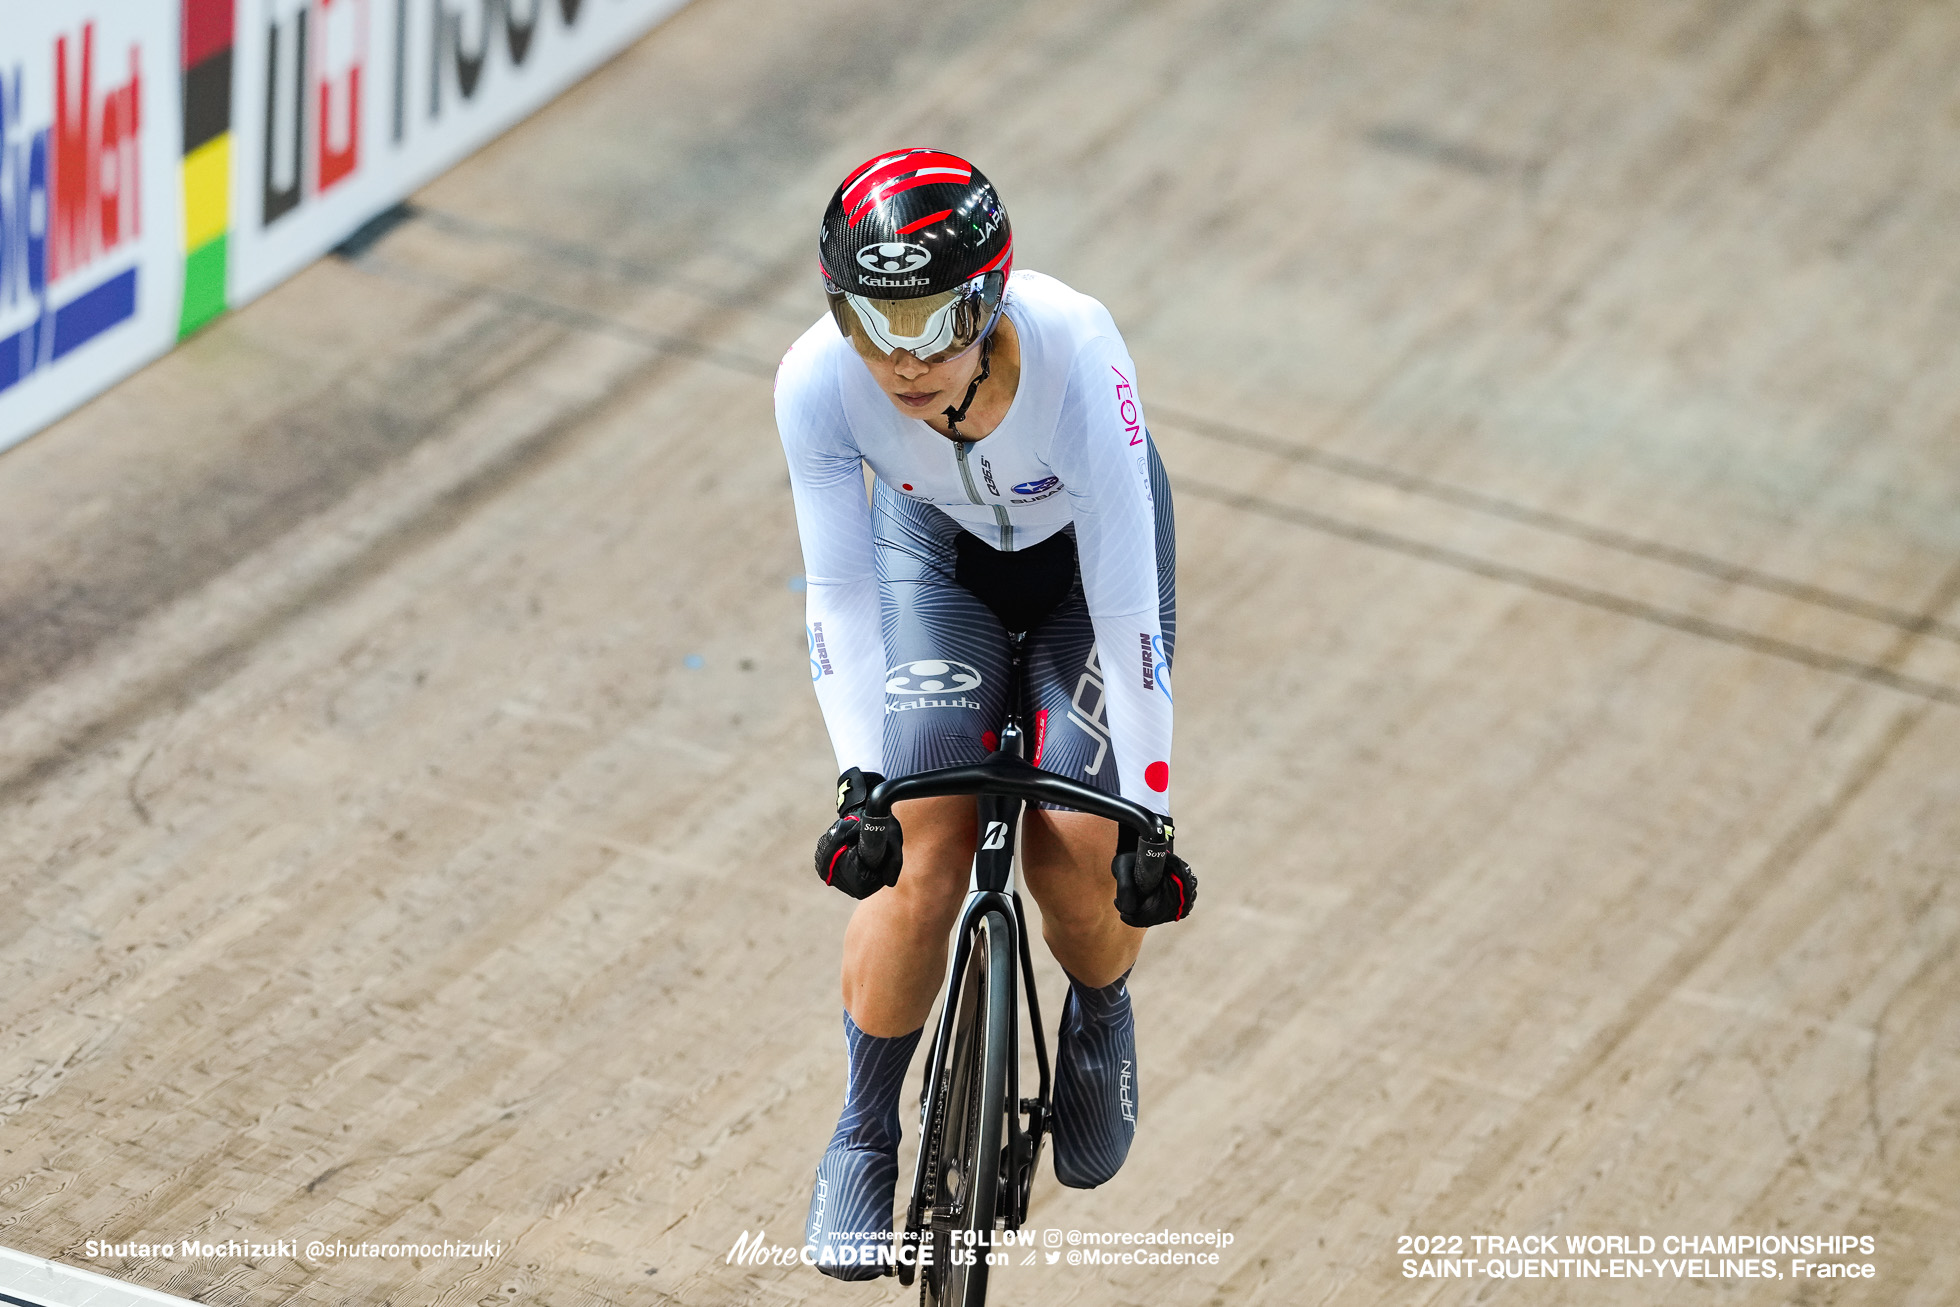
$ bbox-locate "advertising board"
[225,0,691,305]
[0,4,184,453]
[0,0,691,451]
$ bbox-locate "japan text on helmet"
[819,148,1013,365]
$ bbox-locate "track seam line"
[1179,478,1960,711]
[354,257,778,380]
[362,264,1956,660]
[406,205,816,325]
[340,267,1960,710]
[1154,405,1960,644]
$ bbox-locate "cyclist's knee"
[1029,878,1121,942]
[892,795,977,870]
[878,795,974,921]
[1021,813,1118,911]
[886,863,964,932]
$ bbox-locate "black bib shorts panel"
[874,436,1176,807]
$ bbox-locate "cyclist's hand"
[1112,827,1196,926]
[814,768,904,900]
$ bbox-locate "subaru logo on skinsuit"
[1012,476,1060,496]
[886,660,983,695]
[856,242,931,274]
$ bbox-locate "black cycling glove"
[1111,824,1196,926]
[814,768,904,900]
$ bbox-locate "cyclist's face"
[856,340,986,420]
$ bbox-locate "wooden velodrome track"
[2,0,1956,1303]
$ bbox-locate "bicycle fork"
[899,731,1054,1282]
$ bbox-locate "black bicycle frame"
[876,632,1169,1272]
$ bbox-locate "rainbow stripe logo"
[179,0,232,336]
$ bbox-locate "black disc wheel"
[920,911,1014,1307]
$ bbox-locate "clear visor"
[828,274,1002,365]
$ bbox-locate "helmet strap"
[940,333,993,441]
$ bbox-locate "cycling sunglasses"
[827,272,1005,366]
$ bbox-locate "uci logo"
[857,242,931,274]
[885,659,983,696]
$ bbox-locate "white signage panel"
[0,4,184,451]
[227,0,689,304]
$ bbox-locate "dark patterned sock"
[1051,969,1138,1189]
[805,1012,922,1279]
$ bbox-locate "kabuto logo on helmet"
[856,242,931,274]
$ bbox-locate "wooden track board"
[0,1,1954,1303]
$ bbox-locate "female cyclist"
[775,148,1196,1279]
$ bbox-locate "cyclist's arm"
[1052,335,1174,815]
[776,341,885,776]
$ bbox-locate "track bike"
[859,631,1171,1307]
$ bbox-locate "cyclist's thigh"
[1021,587,1113,798]
[874,481,1009,778]
[1025,440,1177,798]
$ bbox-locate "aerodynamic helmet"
[818,148,1013,365]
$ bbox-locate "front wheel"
[920,910,1014,1307]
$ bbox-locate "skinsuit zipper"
[955,441,1015,550]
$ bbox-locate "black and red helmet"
[819,148,1013,363]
